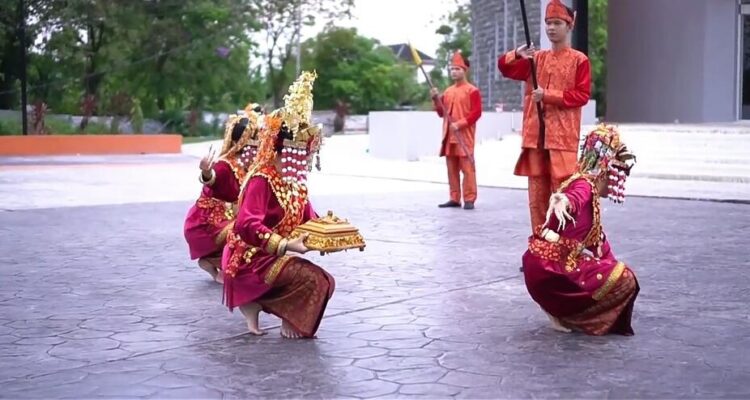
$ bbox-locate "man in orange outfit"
[431,51,483,210]
[498,0,591,231]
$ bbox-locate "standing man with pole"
[498,0,591,232]
[410,46,482,210]
[428,51,483,210]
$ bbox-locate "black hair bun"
[274,122,294,153]
[231,117,249,142]
[278,122,294,141]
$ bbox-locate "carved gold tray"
[290,211,366,255]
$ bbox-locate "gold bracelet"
[277,238,288,257]
[199,169,216,186]
[264,233,283,254]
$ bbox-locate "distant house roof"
[387,43,436,65]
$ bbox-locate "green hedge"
[0,118,22,135]
[0,113,222,137]
[0,116,118,135]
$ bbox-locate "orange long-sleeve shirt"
[433,81,483,157]
[498,47,591,152]
[499,46,591,179]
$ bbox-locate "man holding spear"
[498,0,591,232]
[414,49,482,210]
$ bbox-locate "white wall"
[369,112,442,161]
[369,102,596,161]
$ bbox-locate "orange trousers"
[446,156,477,203]
[528,175,565,231]
[515,148,577,232]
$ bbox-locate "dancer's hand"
[430,88,440,98]
[544,193,575,231]
[450,122,460,132]
[199,145,217,173]
[287,233,310,254]
[515,43,537,59]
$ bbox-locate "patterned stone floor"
[1,172,749,398]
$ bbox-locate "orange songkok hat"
[450,51,469,70]
[545,0,574,25]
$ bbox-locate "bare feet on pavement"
[240,303,266,336]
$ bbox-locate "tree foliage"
[589,0,607,117]
[431,0,472,89]
[250,0,354,107]
[301,27,424,113]
[1,0,267,124]
[0,0,429,130]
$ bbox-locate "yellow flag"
[409,43,423,66]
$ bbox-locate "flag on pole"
[408,42,423,66]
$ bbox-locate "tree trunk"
[0,78,15,110]
[84,58,102,100]
[0,41,18,109]
[267,49,284,108]
[333,114,345,133]
[155,52,168,112]
[83,25,105,105]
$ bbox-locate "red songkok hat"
[545,0,574,25]
[450,51,469,70]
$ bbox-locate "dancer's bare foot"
[240,303,266,336]
[280,320,303,339]
[546,312,572,333]
[197,258,222,283]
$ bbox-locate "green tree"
[0,0,23,109]
[38,0,132,102]
[432,0,472,88]
[250,0,354,108]
[301,27,423,113]
[111,0,258,114]
[130,98,144,133]
[589,0,607,117]
[0,0,61,109]
[14,1,265,116]
[6,0,277,136]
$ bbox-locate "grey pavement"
[1,176,749,398]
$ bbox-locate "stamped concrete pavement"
[0,159,749,398]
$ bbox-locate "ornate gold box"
[290,211,366,255]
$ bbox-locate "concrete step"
[632,167,750,183]
[606,123,750,135]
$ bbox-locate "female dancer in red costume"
[222,72,335,339]
[183,105,262,283]
[522,125,639,335]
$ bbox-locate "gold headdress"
[252,71,323,185]
[219,109,261,157]
[275,70,322,152]
[578,124,637,203]
[244,103,263,128]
